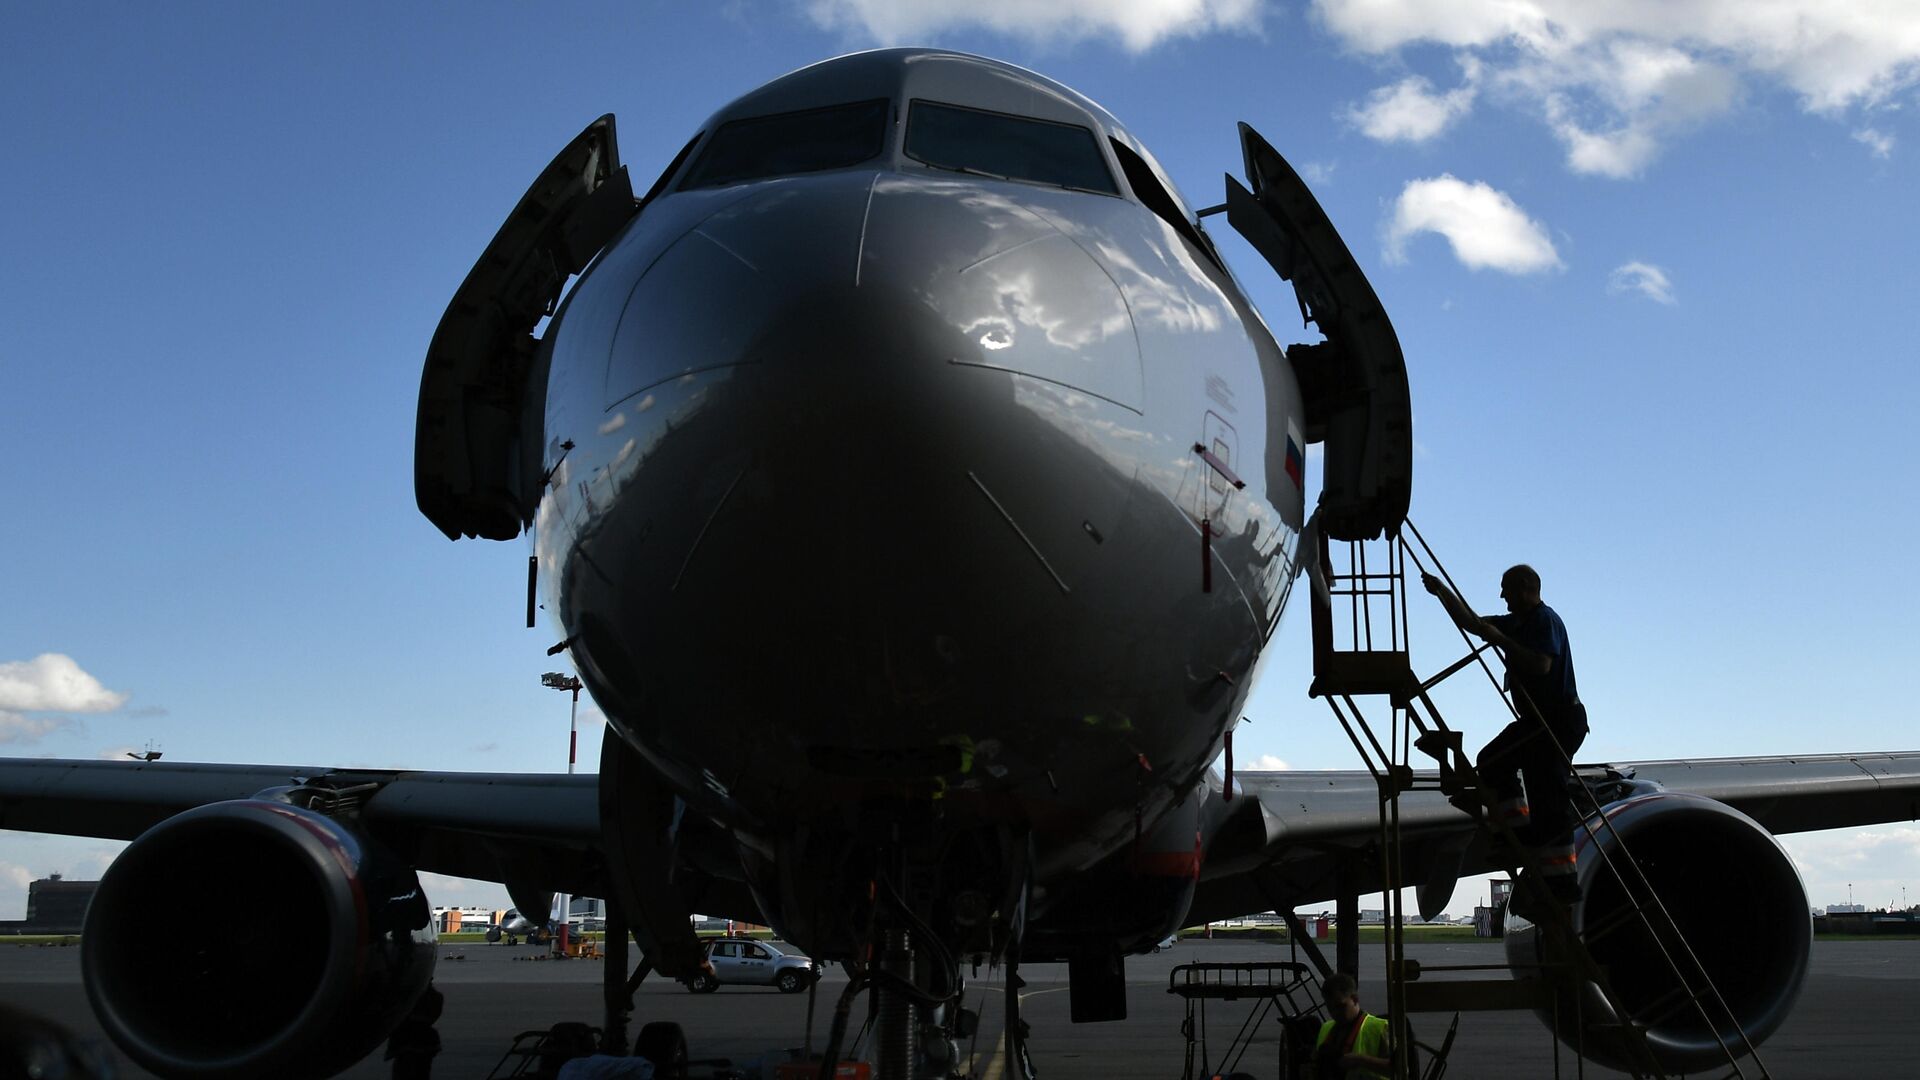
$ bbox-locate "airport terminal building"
[0,875,97,935]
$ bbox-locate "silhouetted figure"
[1424,564,1588,905]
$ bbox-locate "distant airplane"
[1,48,1916,1080]
[484,907,549,946]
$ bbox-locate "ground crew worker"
[1423,564,1588,907]
[1314,973,1391,1079]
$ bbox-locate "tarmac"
[2,937,1914,1078]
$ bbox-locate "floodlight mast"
[541,672,585,951]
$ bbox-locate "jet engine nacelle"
[82,799,437,1079]
[1504,790,1810,1074]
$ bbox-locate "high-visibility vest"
[1313,1013,1391,1079]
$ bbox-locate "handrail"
[1305,518,1771,1080]
[1402,520,1766,1079]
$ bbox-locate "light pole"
[542,672,584,953]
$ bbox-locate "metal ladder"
[1306,520,1770,1080]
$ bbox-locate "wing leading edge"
[5,750,1915,927]
[1190,749,1920,925]
[0,758,602,896]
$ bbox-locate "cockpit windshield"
[680,99,890,189]
[905,101,1118,195]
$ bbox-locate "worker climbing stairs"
[1303,520,1773,1080]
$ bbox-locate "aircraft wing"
[0,758,603,897]
[1190,750,1920,924]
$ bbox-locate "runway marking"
[974,986,1064,1080]
[966,985,1068,1001]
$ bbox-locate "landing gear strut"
[1003,954,1036,1080]
[876,928,922,1077]
[603,904,634,1054]
[813,874,970,1080]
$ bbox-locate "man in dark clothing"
[1423,564,1588,904]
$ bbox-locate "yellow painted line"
[971,985,1066,1080]
[981,1044,1004,1080]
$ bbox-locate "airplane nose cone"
[572,169,1153,614]
[555,171,1173,829]
[624,173,1146,593]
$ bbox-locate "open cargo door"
[1223,122,1411,541]
[416,114,638,541]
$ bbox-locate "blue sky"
[3,2,1916,920]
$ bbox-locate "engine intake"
[82,799,436,1079]
[1505,790,1810,1074]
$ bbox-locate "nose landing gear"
[813,873,975,1080]
[1001,958,1037,1080]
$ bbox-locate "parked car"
[687,937,818,993]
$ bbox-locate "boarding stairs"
[1304,521,1770,1080]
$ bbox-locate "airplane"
[1,47,1917,1080]
[483,906,549,946]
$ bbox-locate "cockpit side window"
[905,101,1119,195]
[679,99,890,190]
[639,131,704,209]
[1110,138,1222,271]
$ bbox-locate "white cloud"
[80,848,120,877]
[0,845,124,918]
[1546,95,1665,178]
[803,0,1265,52]
[1783,825,1920,871]
[0,654,128,713]
[1385,175,1562,273]
[1299,160,1337,186]
[420,871,512,910]
[1854,127,1896,158]
[0,655,125,746]
[1313,1,1920,176]
[1246,753,1291,770]
[1529,44,1741,177]
[1347,74,1476,143]
[1607,260,1676,304]
[0,865,29,921]
[1781,824,1920,910]
[0,711,72,744]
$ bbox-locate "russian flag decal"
[1284,417,1304,489]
